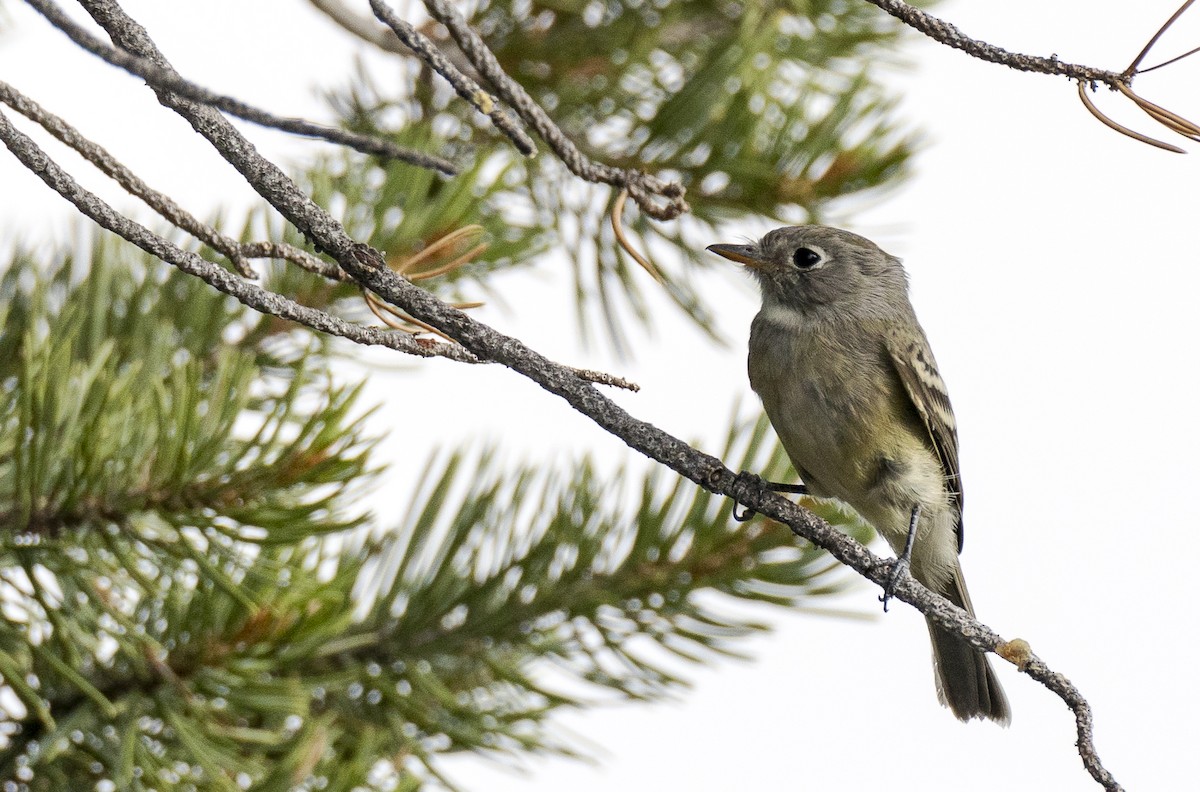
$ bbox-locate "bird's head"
[707,225,909,317]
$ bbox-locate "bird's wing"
[884,327,964,551]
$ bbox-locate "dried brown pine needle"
[1139,43,1200,74]
[388,224,487,277]
[1077,82,1185,153]
[611,188,665,285]
[1124,0,1197,76]
[1116,83,1200,141]
[364,290,455,340]
[407,243,489,282]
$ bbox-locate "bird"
[708,225,1010,724]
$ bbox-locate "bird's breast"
[747,309,912,504]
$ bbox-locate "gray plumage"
[709,225,1009,724]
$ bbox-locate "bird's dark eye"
[792,247,822,269]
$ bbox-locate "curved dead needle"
[363,225,489,338]
[1124,0,1197,76]
[365,290,465,339]
[1115,83,1200,141]
[611,188,666,285]
[1076,82,1186,154]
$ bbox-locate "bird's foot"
[879,503,921,612]
[731,473,807,522]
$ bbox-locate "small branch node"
[996,638,1034,671]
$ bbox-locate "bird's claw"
[731,472,761,521]
[878,554,911,612]
[879,503,921,612]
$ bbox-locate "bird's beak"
[706,243,764,269]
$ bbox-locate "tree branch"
[365,0,536,156]
[21,0,456,173]
[0,102,636,391]
[862,0,1126,85]
[417,0,690,221]
[24,1,1120,789]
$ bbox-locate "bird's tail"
[926,563,1011,724]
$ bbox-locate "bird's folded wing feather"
[884,327,964,551]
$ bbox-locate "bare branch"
[22,0,455,173]
[862,0,1125,85]
[45,2,1121,788]
[559,367,640,393]
[418,0,689,221]
[367,0,536,156]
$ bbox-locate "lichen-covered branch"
[367,0,536,155]
[862,0,1126,85]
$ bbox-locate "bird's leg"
[731,474,808,522]
[879,503,920,612]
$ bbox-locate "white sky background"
[1,1,1198,790]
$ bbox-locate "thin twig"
[0,79,252,276]
[1124,0,1197,75]
[22,0,455,174]
[367,0,536,157]
[31,2,1120,787]
[236,242,350,283]
[561,367,640,393]
[419,0,689,221]
[1077,82,1184,153]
